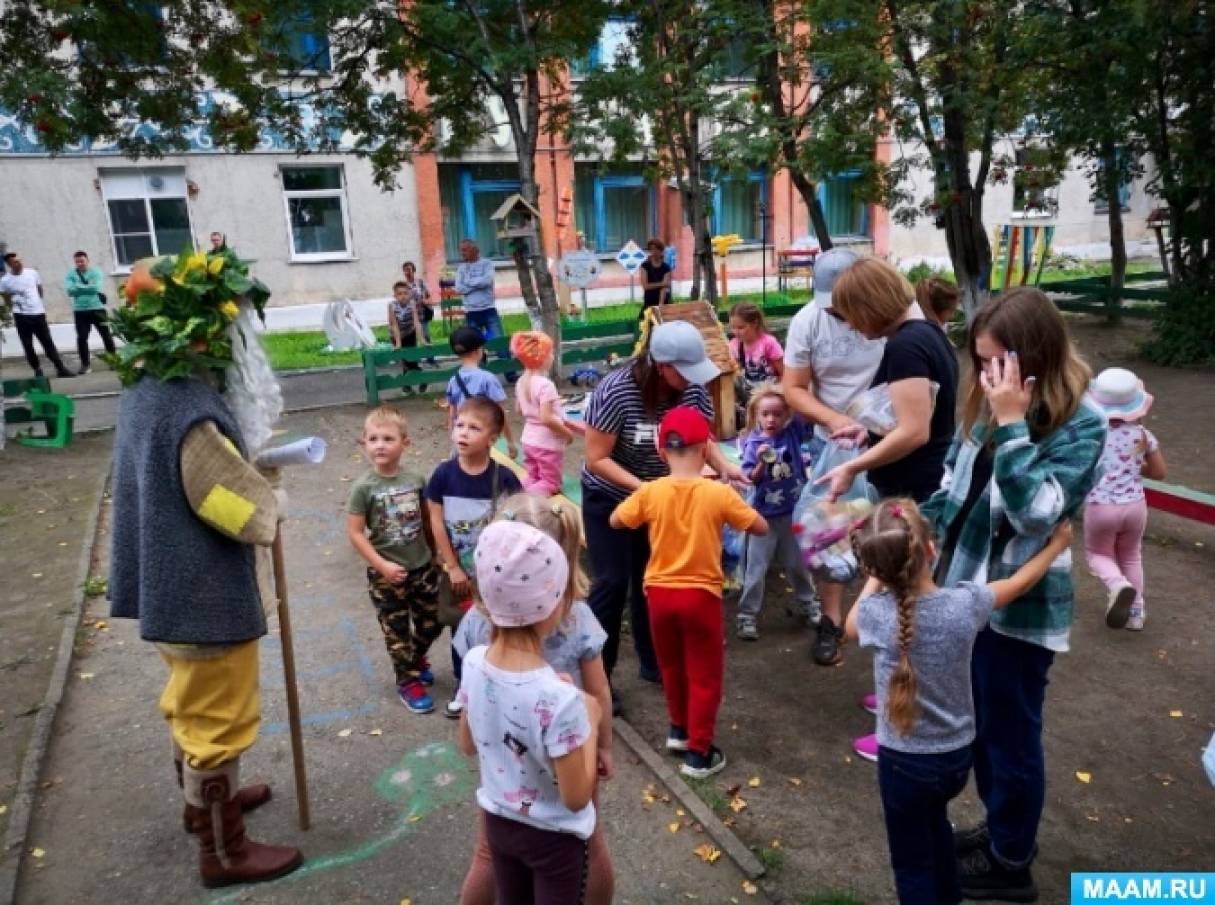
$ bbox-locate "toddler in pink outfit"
[1084,368,1167,631]
[511,331,574,496]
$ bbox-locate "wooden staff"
[271,527,311,830]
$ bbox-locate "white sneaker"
[1105,583,1136,629]
[444,698,464,719]
[1126,607,1145,631]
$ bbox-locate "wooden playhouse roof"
[655,301,736,375]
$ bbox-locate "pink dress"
[729,333,784,387]
[516,374,567,496]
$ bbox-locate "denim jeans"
[581,483,658,679]
[971,627,1055,867]
[878,744,972,905]
[465,307,516,379]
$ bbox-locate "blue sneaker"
[417,662,435,686]
[397,680,435,714]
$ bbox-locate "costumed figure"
[106,248,303,887]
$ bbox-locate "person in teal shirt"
[65,250,115,374]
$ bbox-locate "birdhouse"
[653,301,740,440]
[490,194,542,241]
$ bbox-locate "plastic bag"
[1204,732,1215,788]
[845,381,940,437]
[792,440,878,583]
[721,488,753,593]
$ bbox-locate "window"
[713,171,768,242]
[574,164,656,253]
[279,11,332,73]
[815,173,869,238]
[1012,147,1060,218]
[100,168,194,269]
[1094,149,1132,213]
[281,165,353,260]
[438,163,522,261]
[570,18,634,76]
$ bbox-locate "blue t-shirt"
[445,366,507,412]
[424,459,523,573]
[740,418,809,518]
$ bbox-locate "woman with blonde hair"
[921,287,1105,902]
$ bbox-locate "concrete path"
[12,404,764,905]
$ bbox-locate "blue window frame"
[712,170,768,242]
[570,18,634,76]
[575,164,657,253]
[438,163,521,261]
[814,172,869,238]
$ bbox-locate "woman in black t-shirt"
[638,238,672,315]
[817,257,959,504]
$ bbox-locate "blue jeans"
[971,627,1055,867]
[878,744,972,905]
[581,483,658,679]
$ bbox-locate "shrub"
[1141,285,1215,367]
[904,261,955,285]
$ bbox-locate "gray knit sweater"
[109,377,268,644]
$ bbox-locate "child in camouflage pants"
[347,406,444,714]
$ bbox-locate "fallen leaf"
[668,822,681,834]
[94,621,108,630]
[787,777,803,787]
[742,880,759,896]
[771,839,782,848]
[642,787,658,806]
[675,808,686,817]
[1168,709,1183,718]
[722,817,736,827]
[844,756,852,764]
[400,898,412,905]
[31,573,43,579]
[369,728,383,736]
[1075,771,1092,784]
[31,848,45,859]
[725,783,742,797]
[78,672,95,680]
[0,805,6,816]
[337,728,353,738]
[728,796,747,813]
[1085,812,1100,822]
[693,843,722,864]
[747,776,761,788]
[407,815,422,823]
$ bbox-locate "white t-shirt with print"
[453,600,608,687]
[784,300,885,438]
[458,645,596,839]
[0,269,45,315]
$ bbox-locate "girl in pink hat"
[1084,368,1168,630]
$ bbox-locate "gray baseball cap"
[649,321,721,386]
[813,248,859,309]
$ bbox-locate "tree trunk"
[1100,140,1127,325]
[514,131,560,353]
[943,187,992,320]
[788,170,833,251]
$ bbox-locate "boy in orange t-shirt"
[611,406,768,777]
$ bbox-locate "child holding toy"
[510,331,575,496]
[346,405,443,714]
[1084,368,1167,631]
[736,384,819,640]
[611,407,768,777]
[845,499,1074,905]
[456,519,602,903]
[455,492,615,905]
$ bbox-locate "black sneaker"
[954,821,990,855]
[958,844,1038,902]
[638,665,662,684]
[680,745,727,779]
[665,725,689,753]
[811,614,843,666]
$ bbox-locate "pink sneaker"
[852,733,879,763]
[860,693,878,715]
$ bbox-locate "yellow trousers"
[158,640,261,770]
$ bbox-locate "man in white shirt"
[1,252,72,378]
[782,248,883,666]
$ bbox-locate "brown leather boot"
[175,758,272,832]
[184,761,302,888]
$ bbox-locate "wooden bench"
[361,318,640,405]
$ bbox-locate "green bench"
[361,319,641,406]
[2,377,75,448]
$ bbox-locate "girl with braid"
[843,499,1073,905]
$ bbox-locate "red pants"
[646,586,724,756]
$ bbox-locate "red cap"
[658,406,712,450]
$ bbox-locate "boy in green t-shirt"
[346,405,442,713]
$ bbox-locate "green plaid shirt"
[920,399,1106,652]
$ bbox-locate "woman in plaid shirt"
[921,288,1105,903]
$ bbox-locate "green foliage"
[756,845,786,872]
[102,247,269,386]
[83,576,108,598]
[797,892,866,905]
[904,262,955,285]
[1142,287,1215,368]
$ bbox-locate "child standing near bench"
[511,331,574,496]
[445,325,518,459]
